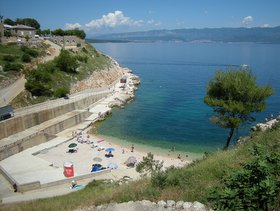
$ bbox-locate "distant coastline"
[88,26,280,44]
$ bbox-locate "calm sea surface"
[92,42,280,153]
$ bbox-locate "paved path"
[0,76,26,107]
[41,39,61,62]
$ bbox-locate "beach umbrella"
[107,163,118,169]
[68,143,77,148]
[126,156,137,164]
[93,157,102,162]
[105,147,115,152]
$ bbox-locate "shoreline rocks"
[251,116,280,132]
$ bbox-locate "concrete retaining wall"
[0,110,91,161]
[0,92,108,140]
[0,133,52,161]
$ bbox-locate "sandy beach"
[36,127,191,181]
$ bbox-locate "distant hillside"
[88,26,280,43]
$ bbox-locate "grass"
[1,126,279,211]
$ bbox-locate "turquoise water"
[92,42,280,153]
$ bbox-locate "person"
[131,144,134,152]
[122,148,125,154]
[177,154,181,159]
[71,180,77,189]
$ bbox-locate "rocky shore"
[251,115,280,131]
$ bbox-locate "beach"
[36,128,191,181]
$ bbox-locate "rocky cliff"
[70,59,125,94]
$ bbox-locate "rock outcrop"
[251,116,280,131]
[70,60,125,94]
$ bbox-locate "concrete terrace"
[0,72,140,203]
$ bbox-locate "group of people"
[72,131,94,144]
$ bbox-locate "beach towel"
[70,185,84,190]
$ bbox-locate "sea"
[92,42,280,154]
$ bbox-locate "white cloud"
[262,23,269,28]
[85,10,144,29]
[242,16,253,26]
[65,23,82,29]
[147,19,161,26]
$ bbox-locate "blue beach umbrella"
[105,147,115,152]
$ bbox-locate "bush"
[56,50,78,73]
[4,63,23,72]
[208,144,280,210]
[25,70,53,96]
[22,53,31,63]
[54,86,70,98]
[82,47,88,53]
[21,46,39,57]
[3,55,16,62]
[76,55,88,63]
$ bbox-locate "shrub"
[54,86,70,98]
[76,55,88,63]
[4,63,23,72]
[22,53,31,63]
[25,70,53,96]
[56,50,78,73]
[82,47,88,53]
[136,152,164,177]
[208,144,280,210]
[3,55,16,62]
[21,46,39,57]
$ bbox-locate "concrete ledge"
[40,169,112,189]
[17,181,41,193]
[0,165,17,188]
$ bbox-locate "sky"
[1,0,280,37]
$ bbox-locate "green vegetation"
[1,125,279,210]
[4,17,40,29]
[204,68,273,150]
[0,43,45,86]
[51,28,86,39]
[22,43,111,104]
[208,143,280,210]
[136,152,164,177]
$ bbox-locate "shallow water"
[92,42,280,153]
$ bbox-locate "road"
[0,76,26,107]
[0,40,61,107]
